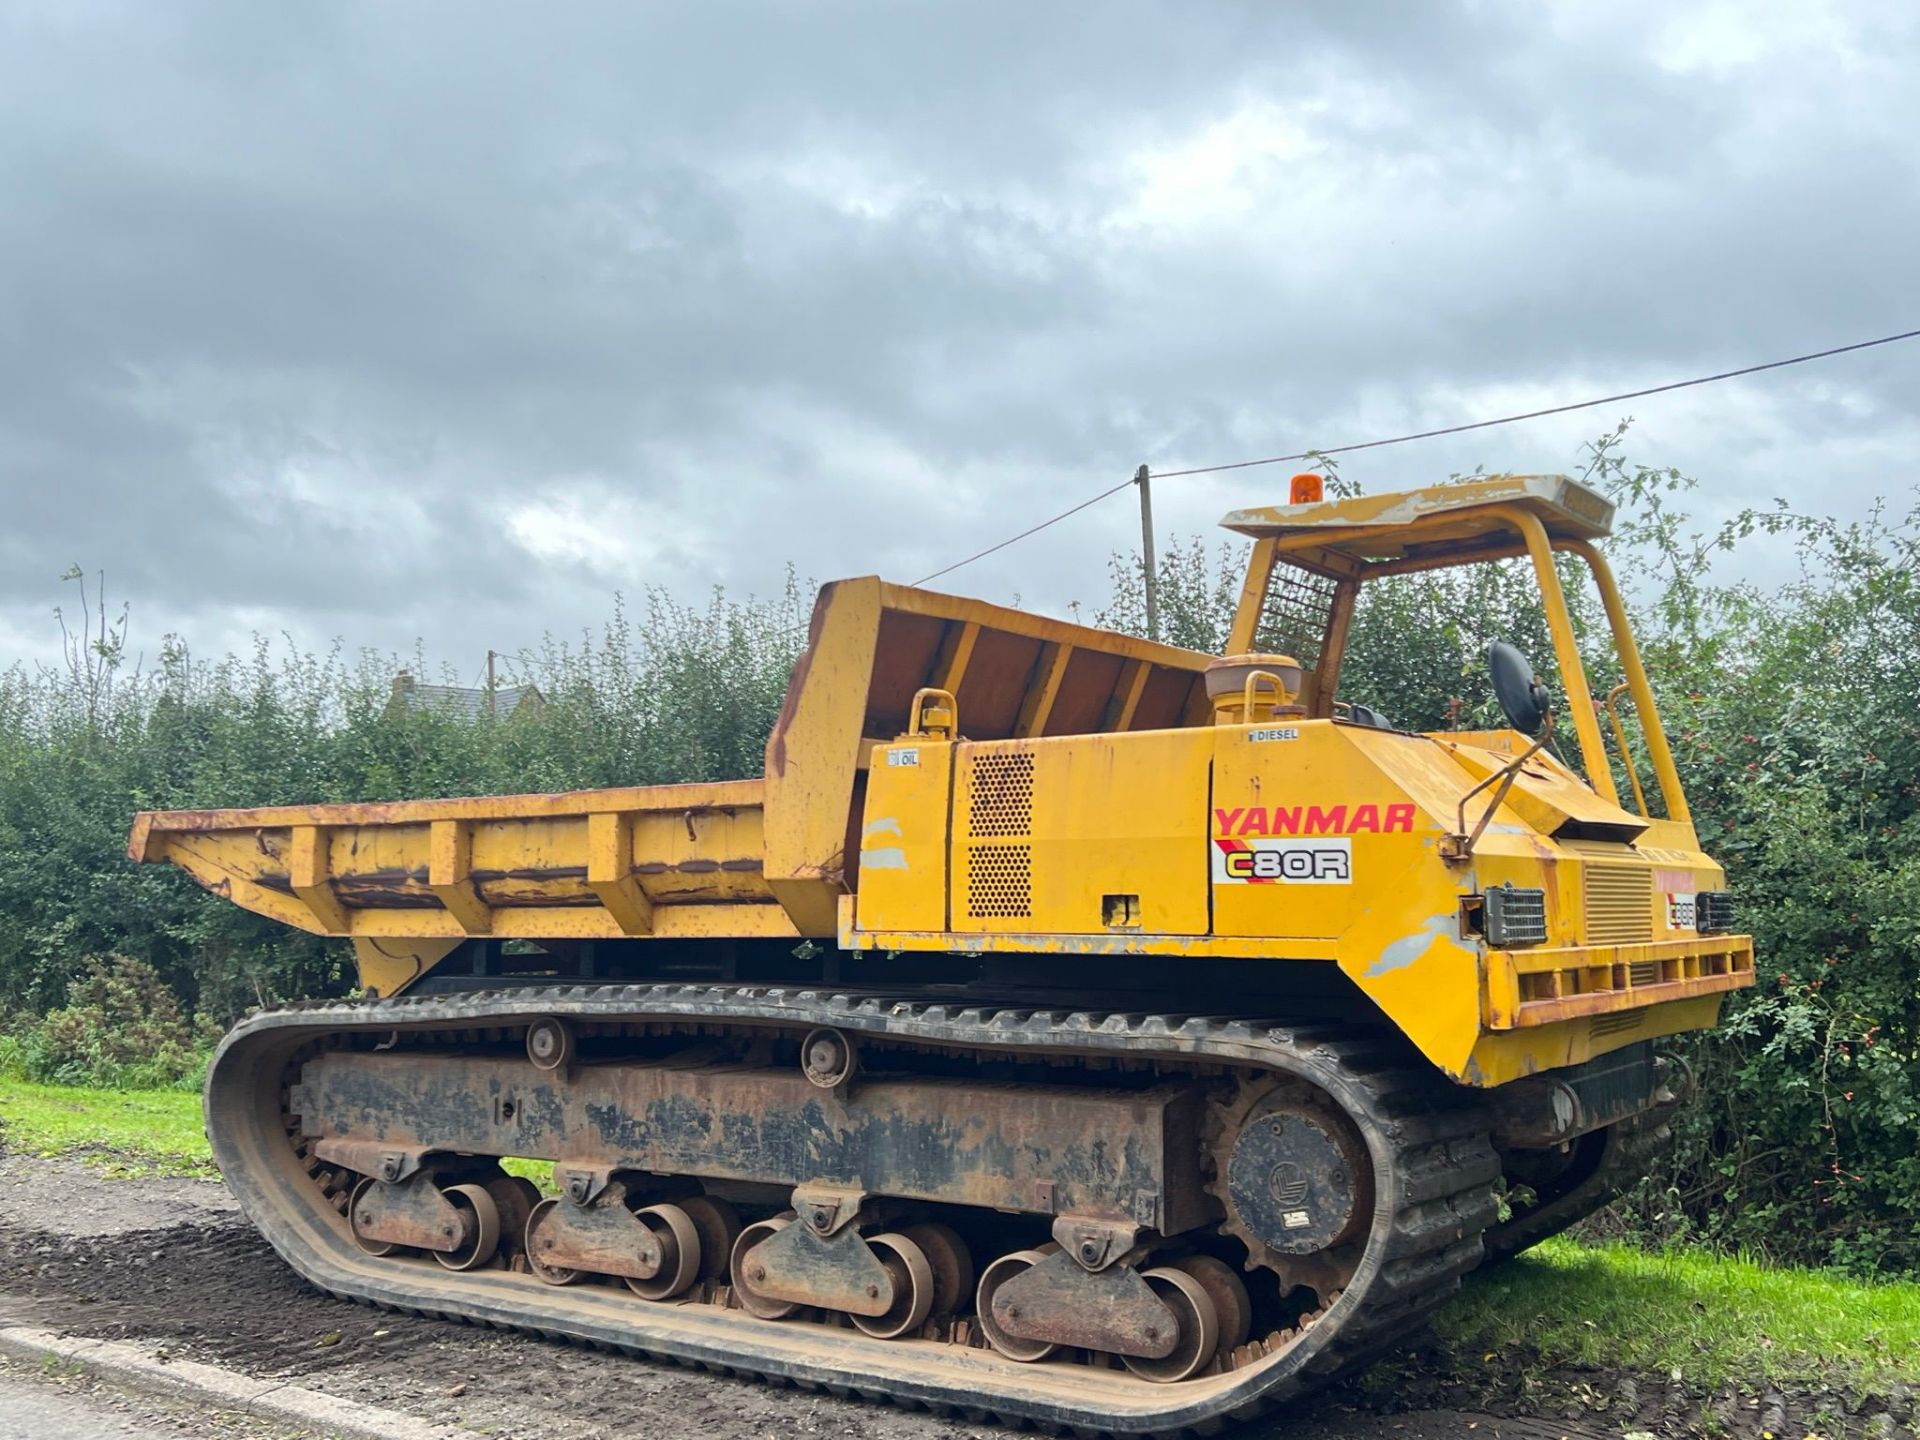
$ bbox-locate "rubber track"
[1478,1113,1671,1266]
[207,984,1503,1437]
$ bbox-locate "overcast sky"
[2,0,1916,677]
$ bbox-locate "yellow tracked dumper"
[133,474,1752,1435]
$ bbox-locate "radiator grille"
[968,753,1035,838]
[1584,863,1653,945]
[1628,960,1660,987]
[965,844,1032,919]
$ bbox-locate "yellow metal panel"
[1221,473,1613,546]
[347,901,799,941]
[953,731,1212,938]
[586,811,654,935]
[855,738,954,931]
[1437,736,1644,840]
[841,925,1338,961]
[288,826,349,933]
[353,937,461,998]
[762,578,885,935]
[1465,996,1726,1085]
[135,779,767,831]
[428,819,491,934]
[1209,722,1433,941]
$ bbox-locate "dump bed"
[131,577,1214,974]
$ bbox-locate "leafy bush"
[0,575,811,1024]
[19,955,207,1089]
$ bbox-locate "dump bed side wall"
[761,578,1217,933]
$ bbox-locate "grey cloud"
[0,0,1915,672]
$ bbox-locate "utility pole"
[486,649,497,719]
[1135,464,1158,641]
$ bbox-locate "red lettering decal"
[1349,803,1380,833]
[1214,807,1243,835]
[1240,807,1269,836]
[1304,804,1346,835]
[1270,806,1302,835]
[1385,803,1416,832]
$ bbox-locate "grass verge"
[1432,1234,1920,1392]
[0,1077,215,1178]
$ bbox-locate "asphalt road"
[0,1362,311,1440]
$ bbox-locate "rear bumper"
[1485,934,1755,1030]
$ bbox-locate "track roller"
[625,1204,702,1300]
[973,1248,1058,1363]
[1169,1253,1252,1355]
[347,1178,395,1258]
[678,1195,742,1281]
[1121,1267,1220,1383]
[849,1232,935,1339]
[730,1217,799,1320]
[523,1198,584,1285]
[898,1222,973,1317]
[434,1184,502,1272]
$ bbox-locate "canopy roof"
[1219,474,1614,575]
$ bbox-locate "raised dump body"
[131,578,1215,992]
[134,474,1752,1435]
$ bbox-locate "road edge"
[0,1321,472,1440]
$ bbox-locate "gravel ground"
[0,1153,1906,1440]
[0,1156,238,1236]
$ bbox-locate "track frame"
[211,983,1501,1437]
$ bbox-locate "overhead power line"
[913,477,1138,586]
[911,325,1920,587]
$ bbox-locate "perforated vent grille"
[1255,559,1338,667]
[1584,864,1653,945]
[1590,1010,1646,1040]
[969,753,1035,837]
[966,844,1032,919]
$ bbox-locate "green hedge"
[1,432,1913,1275]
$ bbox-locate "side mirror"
[1487,641,1551,736]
